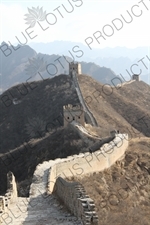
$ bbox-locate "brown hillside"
[72,137,150,225]
[78,74,150,137]
[0,74,149,196]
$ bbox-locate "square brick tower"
[63,104,85,127]
[132,74,140,81]
[69,62,82,75]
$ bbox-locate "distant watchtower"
[69,62,82,76]
[132,74,140,81]
[63,104,85,127]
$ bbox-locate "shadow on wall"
[70,64,98,127]
[48,134,128,193]
[0,172,17,221]
[53,177,99,225]
[48,134,128,224]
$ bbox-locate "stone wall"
[69,121,114,148]
[53,177,98,225]
[47,133,128,225]
[132,74,140,81]
[69,62,82,75]
[63,104,85,127]
[48,134,128,193]
[71,70,98,127]
[0,172,17,219]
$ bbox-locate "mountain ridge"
[0,43,119,94]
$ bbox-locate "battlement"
[48,133,128,192]
[63,104,85,127]
[47,133,128,224]
[63,104,83,111]
[132,74,140,81]
[69,62,82,75]
[54,177,99,225]
[0,134,128,225]
[0,172,17,220]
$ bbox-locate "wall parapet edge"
[53,177,99,225]
[47,133,128,225]
[71,70,98,127]
[48,134,128,193]
[0,171,17,219]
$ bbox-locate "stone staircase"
[54,178,99,225]
[71,70,98,127]
[0,161,82,225]
[1,133,128,225]
[1,195,81,225]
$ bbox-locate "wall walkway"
[71,71,98,127]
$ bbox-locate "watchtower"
[69,62,82,75]
[63,104,85,127]
[132,74,140,81]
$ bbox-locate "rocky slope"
[0,74,149,198]
[0,43,118,93]
[74,137,150,225]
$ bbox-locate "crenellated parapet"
[0,172,17,218]
[0,134,128,225]
[53,177,99,225]
[47,133,128,224]
[47,133,128,194]
[69,62,98,127]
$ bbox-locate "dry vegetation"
[0,73,150,207]
[71,138,150,225]
[79,74,150,138]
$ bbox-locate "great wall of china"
[71,69,98,127]
[0,132,128,225]
[0,63,129,225]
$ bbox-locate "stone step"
[0,195,81,225]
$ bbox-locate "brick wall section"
[0,172,17,219]
[71,70,98,127]
[47,134,128,224]
[53,177,99,225]
[48,134,128,193]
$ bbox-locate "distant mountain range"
[1,72,150,154]
[29,41,149,60]
[0,41,149,94]
[0,42,120,94]
[29,41,150,84]
[0,73,150,194]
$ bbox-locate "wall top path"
[48,133,128,193]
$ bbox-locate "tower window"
[67,117,69,119]
[78,116,80,119]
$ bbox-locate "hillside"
[1,74,150,153]
[0,43,118,93]
[0,74,149,196]
[0,42,37,92]
[73,137,150,225]
[29,41,150,84]
[78,75,150,138]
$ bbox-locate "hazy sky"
[0,0,150,48]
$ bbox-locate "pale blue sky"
[0,0,150,48]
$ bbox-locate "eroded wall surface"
[48,134,128,225]
[0,134,128,225]
[48,134,128,193]
[0,172,17,221]
[71,70,98,127]
[54,177,99,225]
